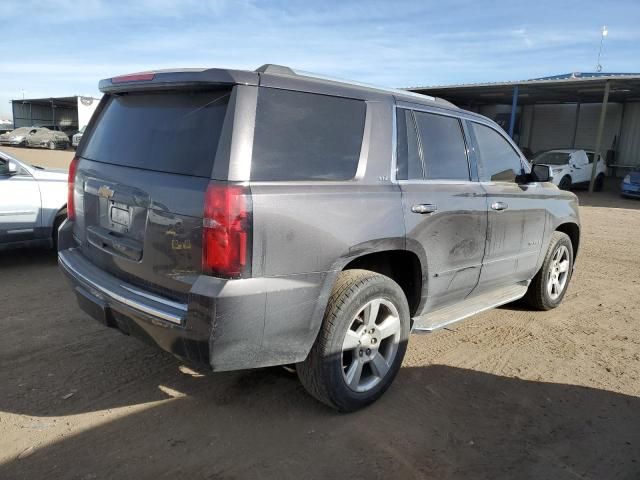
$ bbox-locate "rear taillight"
[67,156,79,221]
[202,182,252,279]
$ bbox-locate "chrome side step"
[411,284,528,333]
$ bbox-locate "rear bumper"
[59,247,210,364]
[58,223,331,372]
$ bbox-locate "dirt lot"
[1,145,74,170]
[1,148,639,479]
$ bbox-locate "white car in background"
[0,151,67,250]
[531,149,606,191]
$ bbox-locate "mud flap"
[74,286,115,328]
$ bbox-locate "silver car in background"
[24,127,70,150]
[0,151,67,250]
[0,127,30,146]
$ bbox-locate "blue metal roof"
[531,72,640,81]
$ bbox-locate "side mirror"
[7,161,18,175]
[532,164,552,182]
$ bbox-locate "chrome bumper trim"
[59,249,186,325]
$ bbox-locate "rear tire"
[524,231,574,310]
[297,269,410,412]
[594,174,605,192]
[559,175,572,190]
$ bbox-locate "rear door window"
[396,108,423,180]
[251,88,365,181]
[470,122,523,182]
[82,89,231,177]
[414,112,469,181]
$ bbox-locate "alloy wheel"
[341,298,401,393]
[547,245,570,300]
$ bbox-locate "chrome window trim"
[227,85,258,182]
[395,179,483,186]
[390,103,398,183]
[354,101,373,180]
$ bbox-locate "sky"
[2,0,640,119]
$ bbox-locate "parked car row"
[0,124,86,150]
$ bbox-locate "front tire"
[559,175,572,190]
[594,174,605,192]
[297,269,410,412]
[525,231,574,310]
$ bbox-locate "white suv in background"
[531,149,606,190]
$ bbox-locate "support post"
[571,102,581,148]
[589,80,611,192]
[508,85,519,138]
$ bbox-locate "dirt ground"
[1,147,639,479]
[1,145,74,170]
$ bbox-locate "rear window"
[251,88,366,181]
[82,89,230,177]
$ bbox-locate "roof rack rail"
[255,63,447,106]
[254,64,296,75]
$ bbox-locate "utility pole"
[596,25,608,72]
[589,80,610,192]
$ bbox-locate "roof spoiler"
[99,68,258,93]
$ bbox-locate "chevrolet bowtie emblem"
[97,185,115,199]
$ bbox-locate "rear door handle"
[491,201,508,211]
[411,203,437,214]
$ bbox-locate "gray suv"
[58,65,580,411]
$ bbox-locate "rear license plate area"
[109,202,131,232]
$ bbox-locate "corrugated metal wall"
[12,100,78,128]
[617,103,640,167]
[519,103,623,154]
[526,104,577,152]
[574,103,623,151]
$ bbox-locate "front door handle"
[411,203,437,214]
[491,201,508,211]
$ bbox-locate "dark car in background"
[58,65,581,411]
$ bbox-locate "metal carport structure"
[11,95,100,135]
[408,72,640,191]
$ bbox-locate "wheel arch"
[342,249,423,317]
[555,222,580,259]
[295,240,427,365]
[559,174,572,187]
